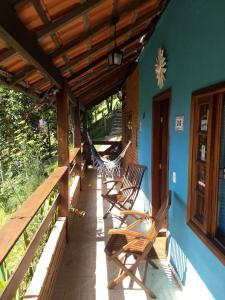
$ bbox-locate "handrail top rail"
[69,147,80,164]
[0,166,67,265]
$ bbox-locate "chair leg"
[108,256,137,289]
[108,256,157,299]
[103,202,116,219]
[103,212,109,219]
[146,252,159,269]
[149,260,159,269]
[119,214,128,227]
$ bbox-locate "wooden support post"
[74,101,81,148]
[74,102,82,188]
[82,110,91,165]
[56,87,69,219]
[83,110,88,134]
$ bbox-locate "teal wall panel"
[138,0,225,299]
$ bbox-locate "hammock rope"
[87,132,131,177]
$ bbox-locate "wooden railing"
[0,148,81,300]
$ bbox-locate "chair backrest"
[121,164,146,203]
[145,191,171,250]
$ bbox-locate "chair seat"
[102,193,127,203]
[105,233,148,256]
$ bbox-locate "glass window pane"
[197,163,206,193]
[199,104,209,132]
[198,135,207,162]
[194,191,205,224]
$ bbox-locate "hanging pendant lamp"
[108,18,123,66]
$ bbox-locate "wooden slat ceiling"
[0,0,169,108]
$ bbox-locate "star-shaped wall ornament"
[155,48,167,89]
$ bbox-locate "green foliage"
[0,87,57,215]
[88,91,122,125]
[0,87,58,298]
[87,91,122,140]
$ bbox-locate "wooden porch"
[49,169,184,300]
[0,1,184,299]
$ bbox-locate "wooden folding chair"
[102,164,146,223]
[105,192,170,299]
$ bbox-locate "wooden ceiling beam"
[0,1,64,88]
[81,83,121,108]
[77,60,137,99]
[69,62,122,89]
[75,73,125,98]
[67,42,140,83]
[8,0,28,7]
[70,49,138,86]
[81,0,93,68]
[32,0,50,24]
[31,0,77,105]
[127,3,139,40]
[10,66,36,85]
[109,0,119,53]
[0,75,41,101]
[83,85,121,106]
[0,48,17,63]
[31,77,49,90]
[75,70,126,97]
[36,0,103,39]
[32,0,71,69]
[50,0,152,59]
[71,66,113,91]
[60,26,149,74]
[73,58,136,95]
[77,69,126,99]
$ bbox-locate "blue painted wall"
[138,0,225,299]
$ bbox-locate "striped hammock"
[87,133,131,177]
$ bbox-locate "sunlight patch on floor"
[95,186,108,300]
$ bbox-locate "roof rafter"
[32,0,71,82]
[73,58,136,95]
[75,72,127,97]
[80,0,93,69]
[0,48,17,63]
[60,26,149,74]
[67,42,141,83]
[50,0,152,59]
[36,0,104,39]
[10,66,36,85]
[0,76,41,101]
[0,0,63,88]
[76,62,136,101]
[81,83,122,108]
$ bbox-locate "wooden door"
[152,90,170,217]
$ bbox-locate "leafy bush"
[0,87,58,298]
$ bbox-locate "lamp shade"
[108,49,123,66]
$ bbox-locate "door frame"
[151,89,171,217]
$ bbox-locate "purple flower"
[38,119,47,131]
[15,160,20,167]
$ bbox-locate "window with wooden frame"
[188,84,225,264]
